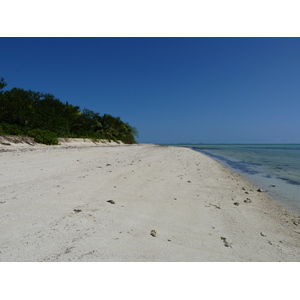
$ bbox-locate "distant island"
[0,78,138,145]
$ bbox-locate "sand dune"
[0,141,299,261]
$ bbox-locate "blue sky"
[1,37,300,144]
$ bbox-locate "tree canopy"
[0,78,138,144]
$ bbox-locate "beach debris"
[106,164,111,166]
[173,198,177,200]
[292,219,298,226]
[233,202,239,206]
[73,209,82,213]
[221,237,232,248]
[244,198,252,203]
[209,203,221,209]
[242,187,246,191]
[150,230,157,237]
[64,246,74,254]
[257,189,263,192]
[187,180,192,183]
[107,200,115,204]
[260,232,267,237]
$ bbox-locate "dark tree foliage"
[0,78,7,90]
[0,78,138,144]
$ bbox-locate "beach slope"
[0,143,299,261]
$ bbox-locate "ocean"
[179,144,300,215]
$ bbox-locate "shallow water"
[178,144,300,215]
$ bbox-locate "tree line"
[0,78,138,144]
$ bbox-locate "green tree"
[31,93,69,137]
[0,77,7,91]
[0,77,138,144]
[0,88,34,126]
[63,102,82,134]
[96,114,119,141]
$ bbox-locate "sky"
[1,37,300,144]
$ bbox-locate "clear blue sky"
[1,37,300,144]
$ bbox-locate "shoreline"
[187,145,300,216]
[0,141,300,261]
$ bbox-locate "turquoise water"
[178,144,300,214]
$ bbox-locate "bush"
[70,129,104,140]
[121,136,137,144]
[0,122,25,136]
[27,129,59,145]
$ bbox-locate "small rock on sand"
[150,230,157,237]
[107,200,115,204]
[221,236,232,248]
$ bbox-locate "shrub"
[121,136,136,144]
[27,129,59,145]
[0,122,25,136]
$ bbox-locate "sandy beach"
[1,139,300,261]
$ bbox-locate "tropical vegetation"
[0,78,138,144]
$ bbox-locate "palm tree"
[64,102,81,133]
[96,114,119,141]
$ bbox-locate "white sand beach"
[1,138,300,261]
